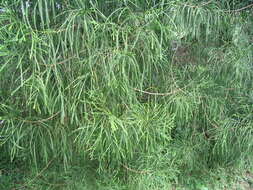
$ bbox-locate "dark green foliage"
[0,0,253,189]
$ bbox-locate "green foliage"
[0,0,253,189]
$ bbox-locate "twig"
[203,109,219,129]
[180,1,253,13]
[15,158,54,190]
[43,57,76,67]
[201,0,213,7]
[41,50,86,67]
[122,164,151,174]
[133,87,182,96]
[181,0,213,8]
[20,111,60,123]
[224,3,253,13]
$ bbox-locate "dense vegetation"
[0,0,253,189]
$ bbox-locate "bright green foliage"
[0,0,253,189]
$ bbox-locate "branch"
[20,111,60,123]
[180,0,213,8]
[41,50,86,67]
[224,3,253,13]
[133,87,183,96]
[15,158,54,190]
[122,164,151,174]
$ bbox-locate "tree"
[0,0,253,185]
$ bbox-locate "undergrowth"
[0,0,253,189]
